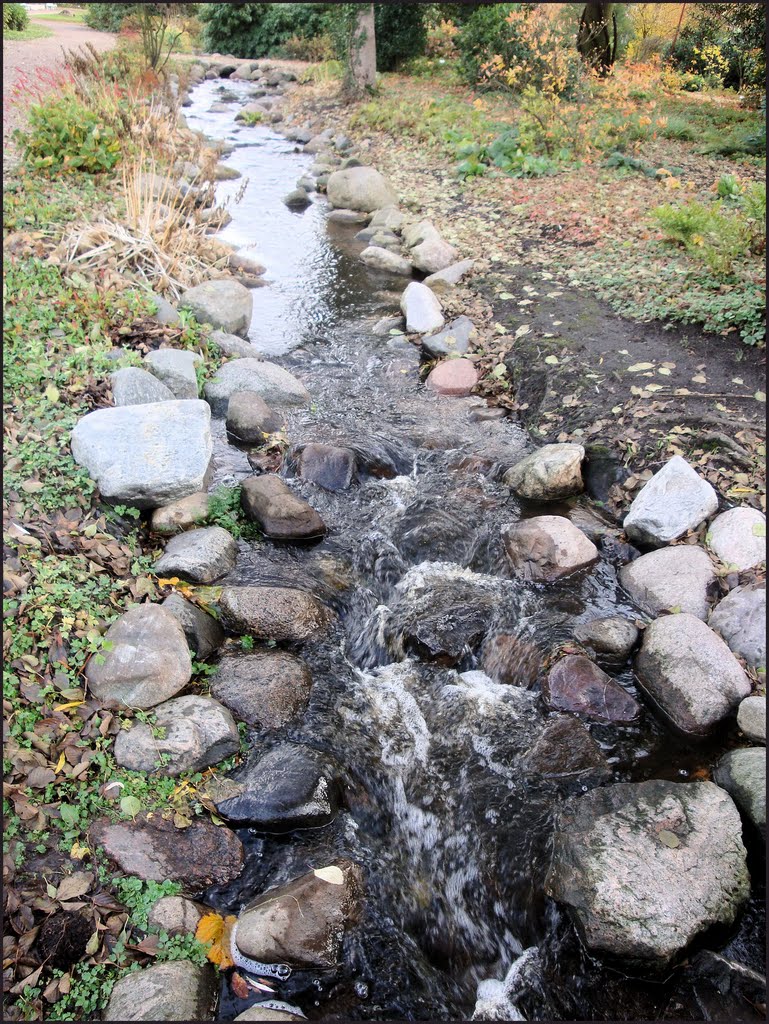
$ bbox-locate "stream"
[183,79,765,1023]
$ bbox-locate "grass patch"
[29,9,87,23]
[4,24,53,40]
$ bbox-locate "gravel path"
[3,18,116,161]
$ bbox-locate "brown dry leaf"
[231,972,251,1000]
[56,871,94,902]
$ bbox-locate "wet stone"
[241,474,326,539]
[706,507,766,571]
[162,593,224,660]
[154,526,237,584]
[234,1005,306,1022]
[546,780,749,965]
[369,205,404,232]
[151,492,210,535]
[360,246,412,275]
[85,605,191,710]
[634,613,751,737]
[111,368,175,407]
[297,443,357,491]
[502,516,598,582]
[623,455,719,547]
[90,813,243,887]
[327,208,370,224]
[481,633,542,687]
[235,860,364,969]
[372,314,405,336]
[219,586,332,642]
[619,545,716,621]
[543,655,640,723]
[713,748,766,839]
[404,603,492,666]
[103,961,217,1022]
[114,695,239,776]
[226,391,283,444]
[503,443,585,502]
[573,617,640,667]
[284,187,311,209]
[708,581,766,672]
[211,651,313,729]
[524,716,611,787]
[212,742,342,830]
[424,258,474,294]
[426,358,479,397]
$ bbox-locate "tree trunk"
[348,3,376,95]
[577,3,618,76]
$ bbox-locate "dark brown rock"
[218,586,332,642]
[481,634,542,687]
[235,860,364,969]
[543,655,640,722]
[297,443,356,491]
[89,813,243,889]
[404,604,491,666]
[525,717,611,786]
[240,475,326,540]
[211,652,313,729]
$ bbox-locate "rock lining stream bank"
[67,57,766,1022]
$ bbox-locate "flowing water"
[184,81,765,1022]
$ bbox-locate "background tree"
[577,3,619,74]
[347,3,377,95]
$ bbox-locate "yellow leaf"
[70,840,90,861]
[45,385,60,404]
[54,701,85,712]
[156,578,182,587]
[55,753,66,774]
[195,912,236,970]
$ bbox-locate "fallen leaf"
[119,795,141,819]
[56,872,93,902]
[691,374,707,384]
[544,355,559,365]
[314,865,345,885]
[627,362,655,372]
[195,912,236,970]
[755,391,766,403]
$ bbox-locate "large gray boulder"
[410,235,458,274]
[634,613,751,737]
[421,316,477,359]
[212,742,341,829]
[546,780,749,965]
[706,507,766,571]
[402,219,441,248]
[326,166,397,212]
[111,368,175,407]
[234,861,364,969]
[205,359,310,415]
[85,605,192,710]
[619,545,716,620]
[114,695,239,776]
[502,516,598,582]
[737,695,766,745]
[714,748,766,838]
[211,652,313,729]
[708,582,766,672]
[359,246,412,276]
[180,279,253,336]
[400,281,444,335]
[103,961,217,1022]
[369,205,404,232]
[70,401,212,509]
[574,616,639,667]
[153,526,238,584]
[503,444,585,502]
[210,330,262,359]
[144,349,201,401]
[622,455,719,547]
[218,586,332,642]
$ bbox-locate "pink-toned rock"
[543,655,640,722]
[426,358,478,397]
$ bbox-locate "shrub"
[84,3,139,32]
[455,3,526,85]
[200,3,334,59]
[4,3,29,30]
[374,4,428,71]
[15,94,122,174]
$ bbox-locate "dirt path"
[3,18,115,159]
